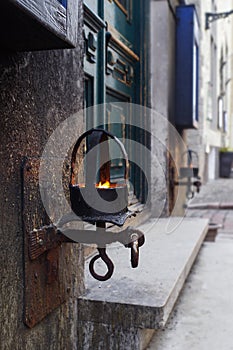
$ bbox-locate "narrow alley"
[147,179,233,349]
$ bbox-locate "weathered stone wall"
[150,0,187,216]
[0,2,84,349]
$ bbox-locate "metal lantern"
[179,149,199,179]
[25,128,145,287]
[170,149,202,199]
[69,128,131,226]
[68,128,144,281]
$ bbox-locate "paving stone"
[211,211,226,224]
[189,179,233,204]
[146,241,233,350]
[186,180,233,239]
[222,220,233,231]
[145,180,233,348]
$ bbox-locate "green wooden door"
[84,0,149,202]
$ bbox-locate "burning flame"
[96,180,111,188]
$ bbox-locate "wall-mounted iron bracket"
[28,221,145,281]
[205,10,233,30]
[170,167,202,200]
[22,157,73,328]
[22,126,147,327]
[173,179,202,199]
[22,157,145,327]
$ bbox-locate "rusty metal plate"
[22,157,71,328]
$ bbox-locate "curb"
[188,202,233,210]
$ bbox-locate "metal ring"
[131,240,139,268]
[70,128,129,185]
[187,190,194,199]
[89,248,114,281]
[127,228,145,247]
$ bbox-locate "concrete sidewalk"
[147,179,233,349]
[147,240,233,350]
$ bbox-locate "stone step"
[78,217,209,350]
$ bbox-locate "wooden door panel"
[84,0,147,201]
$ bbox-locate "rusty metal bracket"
[28,223,144,258]
[27,221,145,282]
[170,166,202,200]
[22,158,72,329]
[28,225,145,281]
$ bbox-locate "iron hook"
[130,233,139,268]
[89,247,114,281]
[131,239,139,268]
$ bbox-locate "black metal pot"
[69,128,130,226]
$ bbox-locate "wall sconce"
[22,128,145,327]
[70,128,130,226]
[205,10,233,30]
[170,149,202,199]
[26,129,145,280]
[69,128,145,280]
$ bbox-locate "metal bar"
[28,224,145,260]
[206,10,233,30]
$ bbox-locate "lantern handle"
[70,128,129,185]
[181,149,199,166]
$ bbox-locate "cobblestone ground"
[188,178,233,204]
[186,179,233,239]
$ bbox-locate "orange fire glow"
[96,180,111,188]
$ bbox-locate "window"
[218,97,223,129]
[175,5,200,129]
[210,37,217,125]
[223,111,228,133]
[57,0,67,8]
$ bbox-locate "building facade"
[186,0,233,181]
[0,0,232,348]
